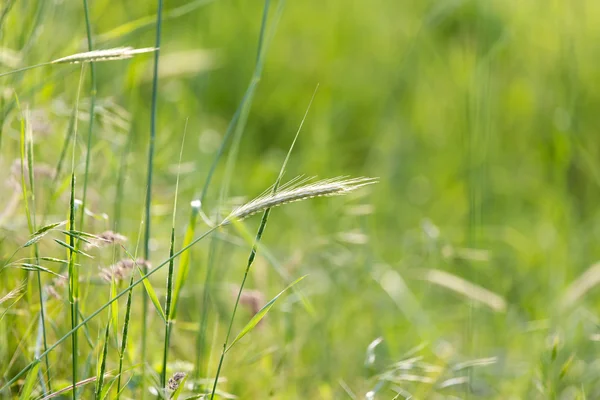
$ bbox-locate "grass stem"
[142,1,164,396]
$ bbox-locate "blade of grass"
[225,274,306,352]
[18,361,40,400]
[15,94,51,394]
[136,264,166,323]
[79,0,97,235]
[53,239,93,258]
[161,122,187,392]
[67,64,86,400]
[208,66,315,400]
[73,23,97,397]
[169,374,188,400]
[95,319,111,399]
[95,0,214,43]
[142,0,164,395]
[116,271,135,399]
[117,220,146,399]
[170,200,200,321]
[68,170,78,400]
[194,0,278,381]
[76,6,98,395]
[9,264,65,278]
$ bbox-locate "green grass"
[2,0,600,399]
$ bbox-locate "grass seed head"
[223,176,378,224]
[51,47,157,64]
[99,258,150,283]
[84,230,127,250]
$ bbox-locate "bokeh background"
[2,0,600,398]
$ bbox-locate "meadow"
[1,0,600,398]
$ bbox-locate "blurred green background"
[2,0,600,398]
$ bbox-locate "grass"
[2,0,600,399]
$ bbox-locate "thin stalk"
[94,318,110,399]
[116,272,135,399]
[194,236,220,381]
[15,97,51,394]
[0,62,52,78]
[160,228,175,391]
[209,77,315,400]
[27,113,51,394]
[160,124,186,393]
[209,209,271,400]
[198,0,282,204]
[68,172,77,400]
[68,64,86,400]
[73,3,96,397]
[114,125,134,232]
[41,109,76,226]
[79,0,97,232]
[142,1,164,395]
[117,220,146,399]
[194,0,275,382]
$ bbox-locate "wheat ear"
[222,176,377,224]
[51,47,157,64]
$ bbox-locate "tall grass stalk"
[142,1,164,395]
[67,65,85,400]
[15,96,51,393]
[117,220,146,399]
[194,0,276,380]
[209,84,317,399]
[94,318,111,398]
[116,272,135,399]
[67,173,78,400]
[160,123,187,393]
[79,0,97,233]
[70,2,96,397]
[41,109,76,226]
[26,112,50,394]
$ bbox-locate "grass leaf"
[19,361,40,400]
[95,319,111,398]
[171,201,200,320]
[31,221,67,237]
[226,275,307,353]
[15,263,64,278]
[136,265,166,323]
[170,374,188,400]
[53,238,94,258]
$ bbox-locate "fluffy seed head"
[84,230,127,250]
[167,372,186,391]
[99,258,150,283]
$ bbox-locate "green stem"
[75,2,96,398]
[142,1,163,395]
[0,62,51,78]
[209,210,272,400]
[116,273,135,399]
[68,173,78,400]
[79,0,96,233]
[160,228,175,391]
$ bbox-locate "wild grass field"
[1,0,600,399]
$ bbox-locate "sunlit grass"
[1,0,600,399]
